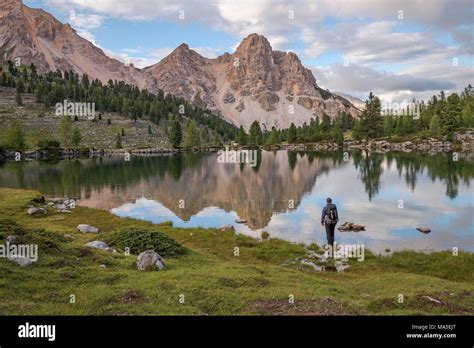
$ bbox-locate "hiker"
[321,197,339,248]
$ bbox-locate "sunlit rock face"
[144,33,361,129]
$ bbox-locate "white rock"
[9,256,33,267]
[27,207,47,215]
[84,241,108,249]
[77,224,99,233]
[137,250,165,271]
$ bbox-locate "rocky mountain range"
[1,0,361,129]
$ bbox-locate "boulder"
[77,224,99,233]
[31,195,46,204]
[9,256,33,267]
[53,203,67,210]
[27,207,47,215]
[338,222,365,232]
[137,250,165,271]
[63,199,76,209]
[84,241,108,249]
[416,227,431,234]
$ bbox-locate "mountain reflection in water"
[0,150,472,252]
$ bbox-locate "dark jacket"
[321,203,338,225]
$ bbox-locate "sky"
[24,0,474,103]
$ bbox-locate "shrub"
[0,219,65,253]
[37,139,61,149]
[0,219,27,240]
[107,227,187,257]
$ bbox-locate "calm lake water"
[0,150,472,253]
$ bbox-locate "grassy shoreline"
[0,188,472,315]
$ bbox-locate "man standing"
[321,197,339,247]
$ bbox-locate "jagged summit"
[0,0,360,129]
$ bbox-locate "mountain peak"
[236,33,272,54]
[176,43,190,51]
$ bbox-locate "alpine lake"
[0,149,472,253]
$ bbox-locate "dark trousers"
[324,223,336,246]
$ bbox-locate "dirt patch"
[415,293,473,315]
[244,297,352,315]
[120,290,145,304]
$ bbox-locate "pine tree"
[5,122,26,150]
[383,115,394,136]
[59,115,73,147]
[352,120,362,141]
[446,93,462,130]
[287,123,297,143]
[15,90,23,106]
[168,120,182,148]
[429,114,440,138]
[266,127,280,145]
[359,92,383,139]
[115,133,122,149]
[183,121,201,147]
[236,126,247,145]
[16,79,25,94]
[71,127,82,148]
[248,121,263,146]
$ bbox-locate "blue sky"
[25,0,473,102]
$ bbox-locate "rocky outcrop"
[346,137,460,153]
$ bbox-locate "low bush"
[107,227,187,257]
